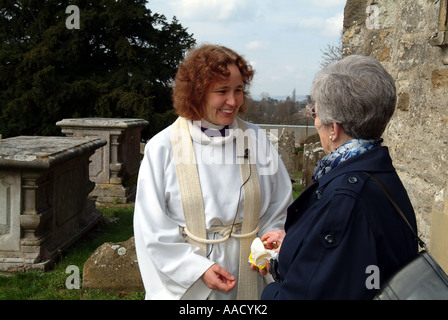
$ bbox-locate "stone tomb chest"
[0,136,106,271]
[57,118,148,205]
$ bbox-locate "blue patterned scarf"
[312,139,382,183]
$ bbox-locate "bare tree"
[320,31,343,69]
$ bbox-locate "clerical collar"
[199,119,230,137]
[189,118,239,146]
[200,125,230,137]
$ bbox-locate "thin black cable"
[206,149,252,258]
[206,233,217,258]
[230,149,252,233]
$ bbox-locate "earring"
[329,135,333,141]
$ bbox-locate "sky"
[146,0,346,100]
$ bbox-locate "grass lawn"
[0,206,144,300]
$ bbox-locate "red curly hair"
[172,44,255,120]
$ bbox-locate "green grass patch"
[0,206,144,300]
[292,172,304,200]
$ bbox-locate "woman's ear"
[330,122,340,141]
[331,122,352,145]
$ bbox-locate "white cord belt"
[181,223,260,245]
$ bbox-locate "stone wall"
[343,0,448,248]
[261,124,318,177]
[258,124,317,146]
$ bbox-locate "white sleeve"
[133,131,214,299]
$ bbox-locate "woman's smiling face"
[202,63,244,126]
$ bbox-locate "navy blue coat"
[261,146,418,300]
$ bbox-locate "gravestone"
[82,237,144,294]
[302,140,324,189]
[277,129,296,176]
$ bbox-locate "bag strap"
[363,171,426,249]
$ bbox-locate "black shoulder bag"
[365,172,448,300]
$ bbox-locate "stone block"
[82,237,144,294]
[397,92,410,111]
[432,69,448,89]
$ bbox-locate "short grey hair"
[311,55,396,140]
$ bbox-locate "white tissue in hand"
[250,237,273,267]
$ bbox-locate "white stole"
[170,117,260,300]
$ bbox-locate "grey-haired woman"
[261,55,418,299]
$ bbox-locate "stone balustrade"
[56,118,148,205]
[0,136,106,271]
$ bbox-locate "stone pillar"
[0,136,106,271]
[56,118,148,205]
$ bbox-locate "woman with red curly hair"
[172,44,254,121]
[134,44,292,300]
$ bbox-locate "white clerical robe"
[133,118,292,300]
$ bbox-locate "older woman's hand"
[250,230,285,276]
[250,263,268,276]
[261,230,285,251]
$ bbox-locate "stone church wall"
[343,0,448,256]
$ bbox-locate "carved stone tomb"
[0,136,106,271]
